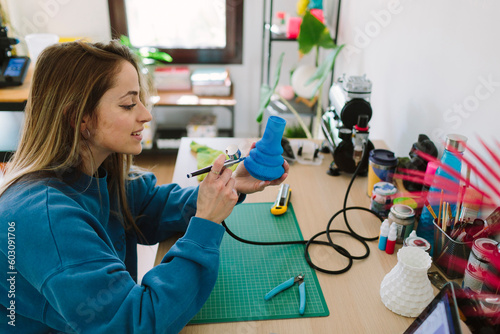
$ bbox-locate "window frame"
[107,0,244,64]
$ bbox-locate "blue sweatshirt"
[0,168,226,333]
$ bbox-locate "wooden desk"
[156,137,418,334]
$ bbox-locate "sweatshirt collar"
[63,167,108,193]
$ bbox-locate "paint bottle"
[370,182,398,218]
[378,219,390,251]
[385,223,397,255]
[388,204,416,244]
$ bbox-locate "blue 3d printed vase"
[244,116,286,181]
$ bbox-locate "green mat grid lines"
[189,203,329,325]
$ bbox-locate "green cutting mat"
[189,203,329,324]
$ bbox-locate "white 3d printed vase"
[380,246,434,317]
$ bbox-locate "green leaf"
[120,36,172,63]
[256,53,285,122]
[147,50,173,63]
[305,44,345,95]
[271,53,285,92]
[317,30,336,49]
[120,35,132,47]
[257,84,272,122]
[298,11,334,54]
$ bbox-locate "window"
[108,0,244,64]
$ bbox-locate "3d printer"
[322,74,375,176]
[0,17,30,88]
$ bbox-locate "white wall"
[5,0,111,44]
[6,0,500,158]
[335,0,500,158]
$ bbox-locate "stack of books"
[190,68,232,96]
[154,66,191,91]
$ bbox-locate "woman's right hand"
[195,154,239,224]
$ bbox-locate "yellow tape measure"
[271,183,291,216]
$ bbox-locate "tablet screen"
[412,292,456,334]
[404,282,462,334]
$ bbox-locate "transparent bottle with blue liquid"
[417,134,467,254]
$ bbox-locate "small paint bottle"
[378,219,390,251]
[385,223,397,255]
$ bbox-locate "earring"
[82,129,91,139]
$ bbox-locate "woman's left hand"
[232,142,289,194]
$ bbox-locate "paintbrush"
[459,187,483,223]
[437,189,444,229]
[455,184,465,226]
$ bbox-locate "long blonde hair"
[0,40,150,234]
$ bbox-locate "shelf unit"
[260,0,315,135]
[143,89,236,154]
[259,0,342,136]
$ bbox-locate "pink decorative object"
[287,17,302,39]
[277,85,295,100]
[310,9,324,23]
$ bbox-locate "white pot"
[380,246,434,317]
[291,64,319,100]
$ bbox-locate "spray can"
[463,238,498,293]
[482,243,500,294]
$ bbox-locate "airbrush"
[187,116,287,181]
[186,144,245,178]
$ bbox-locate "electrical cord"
[221,143,384,275]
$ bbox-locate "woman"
[0,40,288,333]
